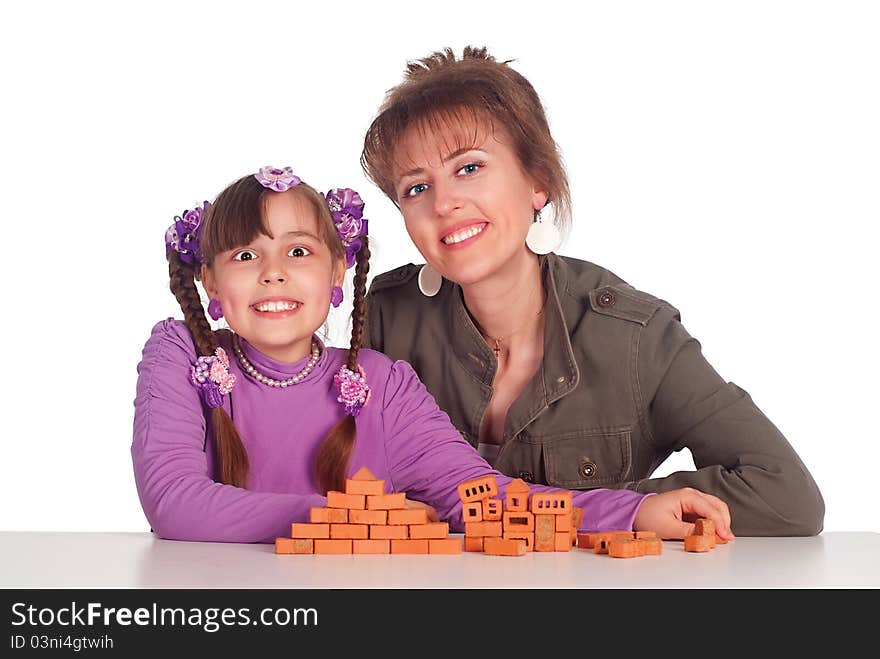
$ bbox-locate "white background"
[1,1,877,533]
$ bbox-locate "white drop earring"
[418,264,443,297]
[525,209,561,255]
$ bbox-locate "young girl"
[360,47,822,537]
[132,164,733,544]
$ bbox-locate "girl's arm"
[131,319,325,543]
[378,358,650,533]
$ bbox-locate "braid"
[168,251,249,488]
[346,236,370,370]
[168,253,217,356]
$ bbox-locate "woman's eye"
[232,250,257,261]
[457,162,482,176]
[289,246,312,258]
[404,183,429,198]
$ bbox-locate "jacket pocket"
[541,427,632,489]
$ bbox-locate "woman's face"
[393,119,548,287]
[202,190,345,363]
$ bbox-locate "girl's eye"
[232,250,258,261]
[457,162,482,176]
[404,183,429,198]
[289,246,312,258]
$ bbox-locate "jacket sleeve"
[380,359,649,532]
[632,305,824,536]
[131,319,325,543]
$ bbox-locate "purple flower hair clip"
[255,166,301,192]
[325,188,369,268]
[333,364,370,417]
[165,201,210,280]
[190,347,237,409]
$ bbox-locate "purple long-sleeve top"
[131,319,650,543]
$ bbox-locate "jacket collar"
[447,253,580,441]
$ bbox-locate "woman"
[360,47,823,536]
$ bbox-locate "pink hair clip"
[333,364,370,417]
[191,347,237,409]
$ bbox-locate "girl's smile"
[439,220,488,249]
[250,296,303,317]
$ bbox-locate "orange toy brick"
[457,475,499,504]
[276,538,315,554]
[608,539,647,559]
[344,467,385,496]
[684,534,714,552]
[387,509,429,525]
[504,532,535,552]
[370,525,408,540]
[366,493,406,510]
[484,537,526,556]
[348,509,388,525]
[482,498,503,521]
[634,531,657,539]
[391,539,430,554]
[534,514,556,552]
[409,522,449,539]
[462,501,483,522]
[353,539,390,554]
[639,537,663,555]
[555,515,571,533]
[464,521,503,538]
[570,507,584,546]
[576,532,598,549]
[326,491,366,510]
[693,518,715,537]
[330,524,369,540]
[593,531,636,554]
[314,539,352,554]
[502,511,535,531]
[310,507,348,524]
[530,492,573,515]
[429,538,463,554]
[554,532,571,552]
[504,478,531,512]
[291,523,330,539]
[464,536,485,552]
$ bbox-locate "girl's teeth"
[255,301,297,312]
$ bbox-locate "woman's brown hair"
[168,173,368,492]
[361,46,571,233]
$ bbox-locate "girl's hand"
[633,488,735,541]
[405,498,439,523]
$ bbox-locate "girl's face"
[202,191,345,363]
[393,119,548,287]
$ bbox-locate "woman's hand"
[633,488,735,541]
[405,498,439,523]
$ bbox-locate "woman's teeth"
[442,224,485,245]
[254,301,299,312]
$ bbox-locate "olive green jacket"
[363,253,824,536]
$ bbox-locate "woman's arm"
[634,305,824,536]
[131,320,325,543]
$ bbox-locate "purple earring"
[330,286,344,308]
[207,299,223,320]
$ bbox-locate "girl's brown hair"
[168,174,368,492]
[361,46,571,233]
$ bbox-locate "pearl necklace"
[232,335,320,388]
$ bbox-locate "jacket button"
[597,291,615,308]
[580,461,598,478]
[518,471,534,483]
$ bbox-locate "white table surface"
[1,531,877,588]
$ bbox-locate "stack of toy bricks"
[459,475,583,557]
[275,467,462,555]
